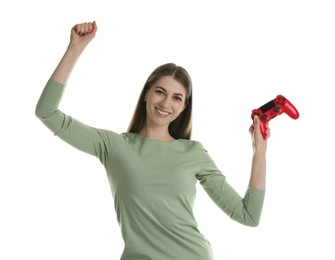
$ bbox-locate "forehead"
[153,76,186,95]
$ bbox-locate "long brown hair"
[128,63,193,140]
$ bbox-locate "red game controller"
[251,95,299,139]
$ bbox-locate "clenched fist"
[69,21,98,50]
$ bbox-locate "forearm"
[199,173,265,227]
[50,21,97,85]
[50,43,84,85]
[249,151,266,190]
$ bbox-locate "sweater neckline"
[127,132,180,144]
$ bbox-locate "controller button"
[281,102,285,105]
[261,114,268,120]
[274,106,281,112]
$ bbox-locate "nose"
[159,96,170,108]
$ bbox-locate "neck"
[139,124,174,142]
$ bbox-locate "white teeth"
[156,108,169,116]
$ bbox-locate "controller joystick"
[251,95,299,139]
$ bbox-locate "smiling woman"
[140,75,188,141]
[128,63,193,141]
[35,21,269,260]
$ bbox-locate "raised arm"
[51,21,97,85]
[35,22,119,164]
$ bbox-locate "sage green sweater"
[35,80,265,260]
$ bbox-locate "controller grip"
[259,120,268,139]
[286,102,300,119]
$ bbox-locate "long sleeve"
[196,143,265,227]
[35,80,119,164]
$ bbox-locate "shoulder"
[177,138,207,155]
[96,130,131,147]
[180,138,206,149]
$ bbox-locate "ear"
[144,92,148,101]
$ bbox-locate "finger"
[249,124,254,136]
[249,124,254,132]
[73,22,94,36]
[87,23,93,33]
[81,23,90,35]
[84,22,92,35]
[265,127,271,139]
[92,21,97,31]
[73,23,83,35]
[253,115,260,128]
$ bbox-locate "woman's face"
[145,75,187,129]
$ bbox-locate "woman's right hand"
[70,21,98,51]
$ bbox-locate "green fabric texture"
[36,80,265,260]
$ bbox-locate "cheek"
[174,103,186,114]
[146,92,159,104]
[144,94,154,106]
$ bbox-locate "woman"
[35,21,269,260]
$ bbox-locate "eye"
[155,90,165,95]
[173,96,183,102]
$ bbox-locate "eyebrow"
[154,86,184,97]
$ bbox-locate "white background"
[1,0,334,259]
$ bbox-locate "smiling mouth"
[155,107,171,116]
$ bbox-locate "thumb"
[253,115,259,128]
[253,115,263,138]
